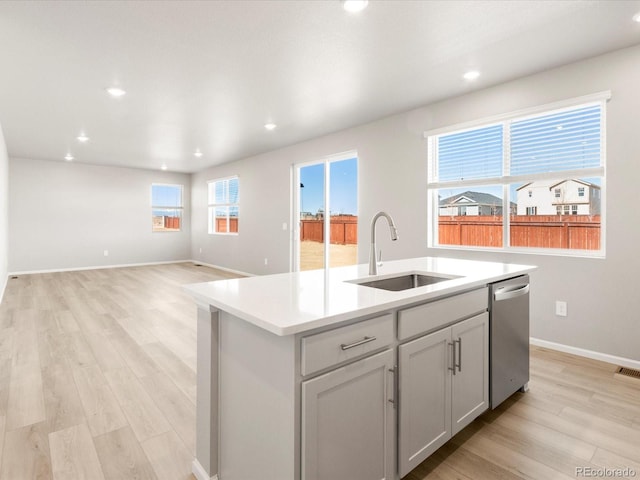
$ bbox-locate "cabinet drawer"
[301,314,394,376]
[398,287,488,340]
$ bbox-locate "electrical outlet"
[199,247,202,254]
[103,250,109,257]
[555,300,567,317]
[264,258,268,266]
[282,222,287,231]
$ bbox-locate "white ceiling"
[1,0,639,173]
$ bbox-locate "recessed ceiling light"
[341,0,368,12]
[64,154,74,161]
[77,133,89,143]
[194,149,203,158]
[463,70,480,81]
[161,164,168,171]
[106,87,126,98]
[633,12,640,23]
[264,123,277,131]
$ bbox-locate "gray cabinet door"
[398,328,452,478]
[301,349,395,480]
[451,312,489,435]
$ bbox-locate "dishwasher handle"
[494,284,529,301]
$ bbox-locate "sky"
[300,157,357,215]
[152,184,182,207]
[152,184,182,217]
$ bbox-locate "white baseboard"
[8,259,193,276]
[192,459,217,480]
[530,337,640,370]
[190,260,255,277]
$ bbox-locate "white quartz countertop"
[184,257,536,336]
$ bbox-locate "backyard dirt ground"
[300,240,358,270]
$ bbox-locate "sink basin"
[351,273,461,292]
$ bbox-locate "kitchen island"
[184,257,536,480]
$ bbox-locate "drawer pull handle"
[340,336,377,350]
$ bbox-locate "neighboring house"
[439,191,513,216]
[516,179,601,215]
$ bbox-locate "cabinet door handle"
[388,365,398,407]
[455,337,462,372]
[340,336,376,350]
[448,342,456,375]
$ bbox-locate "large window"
[208,176,239,234]
[427,93,608,256]
[151,184,183,232]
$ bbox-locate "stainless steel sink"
[353,273,461,291]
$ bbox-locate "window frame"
[207,175,240,235]
[151,183,183,233]
[426,91,609,258]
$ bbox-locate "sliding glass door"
[294,153,358,271]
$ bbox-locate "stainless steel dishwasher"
[489,274,530,409]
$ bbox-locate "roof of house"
[439,191,503,206]
[516,179,601,191]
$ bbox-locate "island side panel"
[195,304,219,480]
[219,311,298,480]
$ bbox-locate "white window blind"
[211,177,239,205]
[510,104,601,176]
[437,124,502,182]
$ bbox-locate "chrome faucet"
[369,211,399,275]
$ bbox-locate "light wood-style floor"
[408,348,640,480]
[0,263,240,480]
[1,263,639,479]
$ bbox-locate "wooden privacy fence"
[215,218,239,233]
[438,215,601,250]
[301,217,358,245]
[163,216,180,229]
[153,216,181,230]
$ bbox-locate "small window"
[578,187,585,197]
[526,206,537,215]
[528,190,532,198]
[151,184,183,232]
[208,176,239,234]
[572,205,578,215]
[554,189,561,198]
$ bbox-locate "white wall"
[192,44,640,363]
[9,158,191,273]
[0,125,8,301]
